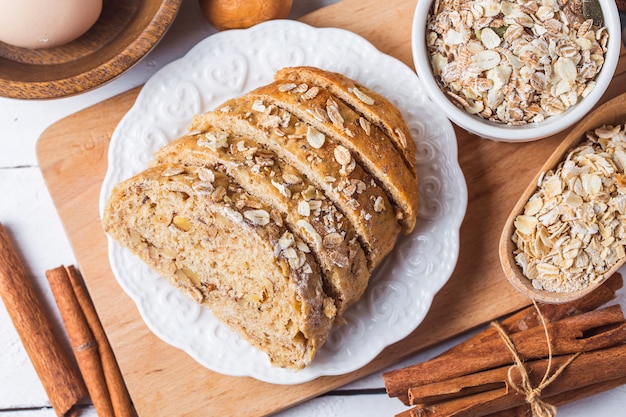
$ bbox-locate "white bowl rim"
[412,0,622,142]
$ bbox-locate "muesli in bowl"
[412,0,621,141]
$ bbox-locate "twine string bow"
[491,300,581,417]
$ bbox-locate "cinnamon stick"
[447,273,623,354]
[46,266,137,417]
[0,223,87,416]
[396,388,508,417]
[494,376,626,417]
[384,304,626,402]
[487,375,626,417]
[46,266,115,417]
[51,265,138,417]
[404,344,626,417]
[397,376,626,417]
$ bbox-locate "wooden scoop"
[499,93,626,303]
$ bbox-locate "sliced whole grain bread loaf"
[103,66,420,369]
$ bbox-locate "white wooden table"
[1,1,625,415]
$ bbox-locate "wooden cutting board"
[37,0,626,415]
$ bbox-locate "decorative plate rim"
[99,20,468,384]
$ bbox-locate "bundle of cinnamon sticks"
[383,273,626,417]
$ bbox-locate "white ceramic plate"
[99,20,467,384]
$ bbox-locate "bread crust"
[247,81,418,232]
[275,66,417,176]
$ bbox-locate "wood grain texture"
[0,0,182,99]
[36,0,626,415]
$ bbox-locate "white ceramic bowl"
[412,0,621,142]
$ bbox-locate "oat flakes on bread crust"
[152,133,370,317]
[245,81,418,233]
[275,66,418,177]
[102,164,336,370]
[190,97,401,269]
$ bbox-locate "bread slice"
[190,97,401,269]
[275,66,417,176]
[152,133,370,316]
[246,80,418,233]
[102,164,336,370]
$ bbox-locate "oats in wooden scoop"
[512,123,626,292]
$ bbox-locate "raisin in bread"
[102,165,336,370]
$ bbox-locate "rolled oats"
[326,99,345,128]
[512,124,626,292]
[244,209,271,226]
[306,126,326,148]
[198,131,229,151]
[298,200,311,216]
[373,195,386,213]
[350,87,375,105]
[302,86,320,100]
[251,99,266,113]
[333,144,352,166]
[278,83,297,92]
[282,172,303,185]
[427,0,609,125]
[162,166,186,177]
[278,231,295,250]
[297,219,323,249]
[322,232,344,248]
[359,117,372,136]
